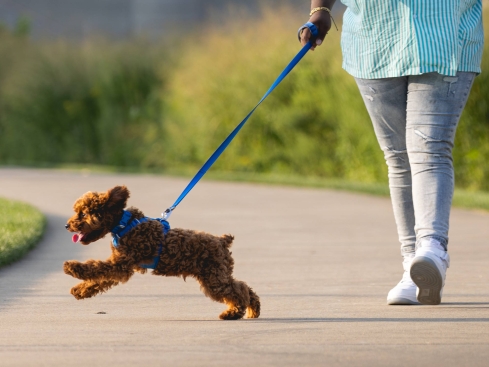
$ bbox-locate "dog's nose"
[65,223,69,229]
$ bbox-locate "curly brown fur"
[64,185,260,320]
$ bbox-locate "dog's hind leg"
[246,287,260,318]
[219,279,250,320]
[199,275,250,320]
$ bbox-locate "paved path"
[0,168,488,366]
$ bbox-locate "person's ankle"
[418,237,446,252]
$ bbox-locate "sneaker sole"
[387,297,419,305]
[410,256,443,305]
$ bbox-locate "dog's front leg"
[63,259,134,282]
[70,279,120,300]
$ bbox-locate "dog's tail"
[220,234,234,249]
[247,287,260,318]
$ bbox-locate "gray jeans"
[355,72,476,256]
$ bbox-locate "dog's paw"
[219,308,246,320]
[71,283,97,300]
[63,260,84,279]
[70,284,87,300]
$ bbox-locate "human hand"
[300,9,333,51]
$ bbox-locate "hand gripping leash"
[162,22,319,220]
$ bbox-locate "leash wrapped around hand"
[162,23,319,220]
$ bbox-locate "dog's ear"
[106,186,130,210]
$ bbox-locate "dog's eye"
[80,213,86,218]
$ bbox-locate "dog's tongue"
[72,233,84,243]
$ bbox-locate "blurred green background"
[0,6,487,192]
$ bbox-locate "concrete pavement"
[0,168,488,366]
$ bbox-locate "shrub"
[0,6,488,190]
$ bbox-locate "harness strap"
[162,22,319,220]
[111,215,148,246]
[110,210,170,269]
[111,210,133,239]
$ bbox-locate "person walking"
[300,0,484,305]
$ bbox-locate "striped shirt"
[340,0,484,79]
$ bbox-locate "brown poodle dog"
[63,185,260,320]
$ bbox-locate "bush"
[161,6,489,189]
[161,7,385,182]
[0,6,488,190]
[0,36,167,167]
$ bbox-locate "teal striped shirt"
[340,0,484,78]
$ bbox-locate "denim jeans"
[355,72,476,256]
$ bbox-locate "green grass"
[0,197,46,268]
[452,189,489,212]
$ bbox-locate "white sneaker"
[410,239,450,305]
[387,256,419,305]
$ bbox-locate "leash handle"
[297,22,319,43]
[162,23,319,220]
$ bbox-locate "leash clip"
[112,233,120,248]
[162,206,175,220]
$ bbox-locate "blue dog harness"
[110,210,170,269]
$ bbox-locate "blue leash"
[162,23,319,220]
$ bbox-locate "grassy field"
[0,198,46,268]
[0,6,488,198]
